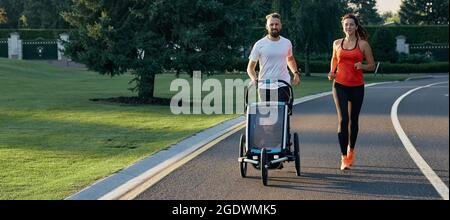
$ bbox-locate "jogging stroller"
[238,79,300,186]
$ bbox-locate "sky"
[376,0,402,14]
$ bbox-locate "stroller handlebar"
[245,79,294,110]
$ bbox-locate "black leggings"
[332,82,364,155]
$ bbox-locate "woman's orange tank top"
[335,38,365,87]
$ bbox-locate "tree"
[290,0,347,76]
[18,15,27,28]
[400,0,449,25]
[23,0,71,28]
[371,28,397,63]
[63,0,167,99]
[0,7,7,24]
[63,0,257,99]
[381,11,400,24]
[347,0,382,25]
[161,0,255,76]
[0,0,24,28]
[0,0,71,28]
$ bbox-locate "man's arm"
[287,55,300,85]
[247,60,258,82]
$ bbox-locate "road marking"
[391,81,449,200]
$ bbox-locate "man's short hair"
[266,13,281,20]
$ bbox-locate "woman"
[328,14,375,170]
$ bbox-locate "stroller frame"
[238,80,301,186]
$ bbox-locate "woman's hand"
[328,72,335,81]
[354,62,364,70]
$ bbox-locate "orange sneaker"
[340,155,350,170]
[347,146,355,167]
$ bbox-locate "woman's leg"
[348,85,365,149]
[332,82,350,155]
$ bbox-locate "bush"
[366,25,449,44]
[0,29,69,39]
[371,28,397,62]
[303,61,330,73]
[228,58,448,74]
[227,58,331,73]
[379,62,449,73]
[397,53,433,64]
[226,58,248,72]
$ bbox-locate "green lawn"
[0,58,418,199]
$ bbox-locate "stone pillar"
[396,35,409,54]
[58,33,69,60]
[8,32,22,59]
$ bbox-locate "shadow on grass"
[0,111,222,157]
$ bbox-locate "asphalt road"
[136,75,449,200]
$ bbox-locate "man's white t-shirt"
[249,36,293,88]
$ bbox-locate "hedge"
[227,58,448,74]
[299,61,449,74]
[366,25,449,44]
[377,62,449,74]
[0,29,70,40]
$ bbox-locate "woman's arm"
[355,40,375,72]
[328,40,339,80]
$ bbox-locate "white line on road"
[391,81,449,200]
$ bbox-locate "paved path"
[136,76,449,200]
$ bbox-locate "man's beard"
[269,29,280,38]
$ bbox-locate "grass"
[0,58,418,199]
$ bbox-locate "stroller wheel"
[294,133,301,176]
[261,148,268,186]
[239,134,247,178]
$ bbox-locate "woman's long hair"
[341,14,369,41]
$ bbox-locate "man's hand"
[292,73,300,86]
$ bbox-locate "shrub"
[371,28,397,62]
[378,62,448,73]
[397,53,433,64]
[0,29,69,39]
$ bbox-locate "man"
[247,12,301,104]
[247,13,300,168]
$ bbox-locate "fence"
[409,41,449,61]
[22,39,58,60]
[2,32,68,60]
[0,39,7,58]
